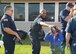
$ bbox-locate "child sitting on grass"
[44,26,64,54]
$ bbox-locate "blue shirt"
[60,9,70,31]
[44,32,64,48]
[65,16,76,41]
[1,14,17,41]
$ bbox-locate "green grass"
[0,36,70,54]
[0,44,70,54]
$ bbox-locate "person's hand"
[69,8,74,17]
[15,33,21,41]
[48,25,54,28]
[66,43,70,49]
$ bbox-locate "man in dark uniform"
[59,2,74,54]
[29,9,53,54]
[1,6,21,54]
[66,5,76,54]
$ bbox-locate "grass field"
[0,36,70,54]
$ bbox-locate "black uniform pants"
[3,38,15,54]
[29,32,41,54]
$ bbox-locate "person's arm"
[64,15,72,22]
[39,22,53,28]
[65,19,72,49]
[3,27,21,40]
[37,18,53,28]
[2,18,21,40]
[66,32,71,49]
[65,9,74,22]
[60,9,73,22]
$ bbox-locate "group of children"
[44,26,64,54]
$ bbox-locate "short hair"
[40,9,46,13]
[4,5,12,12]
[51,26,60,33]
[66,2,74,8]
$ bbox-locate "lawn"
[0,36,70,54]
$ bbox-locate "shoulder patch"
[3,19,8,21]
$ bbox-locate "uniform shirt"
[30,15,45,33]
[1,14,17,41]
[44,32,64,48]
[60,9,70,31]
[65,16,76,41]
